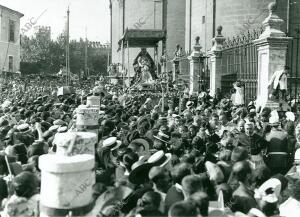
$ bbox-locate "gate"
[286,26,300,101]
[220,28,263,104]
[200,56,210,91]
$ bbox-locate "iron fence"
[286,25,300,102]
[220,28,263,104]
[200,56,210,91]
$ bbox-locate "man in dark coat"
[235,122,267,160]
[230,161,258,214]
[265,114,289,175]
[165,163,191,211]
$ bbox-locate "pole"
[179,92,181,115]
[162,86,164,113]
[127,41,130,91]
[122,40,125,92]
[85,27,88,79]
[287,0,290,35]
[107,50,110,74]
[164,59,168,94]
[66,7,70,86]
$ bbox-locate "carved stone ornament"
[211,26,226,52]
[259,2,286,38]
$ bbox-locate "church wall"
[111,0,186,78]
[187,0,298,52]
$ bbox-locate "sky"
[1,0,110,43]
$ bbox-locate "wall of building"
[111,0,121,65]
[0,6,22,73]
[187,0,299,52]
[111,0,186,77]
[165,0,186,59]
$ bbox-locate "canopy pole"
[121,40,125,92]
[127,40,130,92]
[155,46,158,76]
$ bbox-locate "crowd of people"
[0,76,300,217]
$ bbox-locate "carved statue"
[195,36,200,45]
[131,48,158,86]
[174,44,183,59]
[217,26,223,36]
[108,64,117,77]
[160,49,167,64]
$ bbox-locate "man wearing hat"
[230,161,258,214]
[149,166,172,213]
[165,163,191,211]
[265,110,289,175]
[153,131,170,152]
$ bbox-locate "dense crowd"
[0,76,300,217]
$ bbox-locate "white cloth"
[233,85,244,105]
[269,69,288,90]
[279,197,300,217]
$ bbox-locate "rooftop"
[0,4,24,17]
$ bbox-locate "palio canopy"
[118,29,166,50]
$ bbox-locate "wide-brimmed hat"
[102,137,122,151]
[269,110,280,126]
[53,119,65,126]
[129,156,153,184]
[16,124,30,133]
[130,138,150,154]
[254,178,281,203]
[172,114,181,119]
[286,111,295,122]
[57,126,68,133]
[148,150,172,168]
[198,92,207,99]
[86,186,133,217]
[186,101,194,108]
[294,149,300,163]
[205,161,224,184]
[153,131,170,144]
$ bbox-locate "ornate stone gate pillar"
[209,26,225,97]
[254,2,292,108]
[188,36,203,95]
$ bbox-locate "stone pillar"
[188,36,203,95]
[208,26,226,96]
[254,2,292,108]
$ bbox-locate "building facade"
[0,5,23,73]
[110,0,186,76]
[185,0,300,53]
[34,26,51,40]
[109,0,300,86]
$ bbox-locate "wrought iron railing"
[220,27,263,104]
[286,25,300,102]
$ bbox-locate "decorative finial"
[210,26,225,52]
[268,2,277,13]
[195,36,200,45]
[217,26,223,36]
[258,0,286,38]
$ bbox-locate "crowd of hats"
[1,76,300,216]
